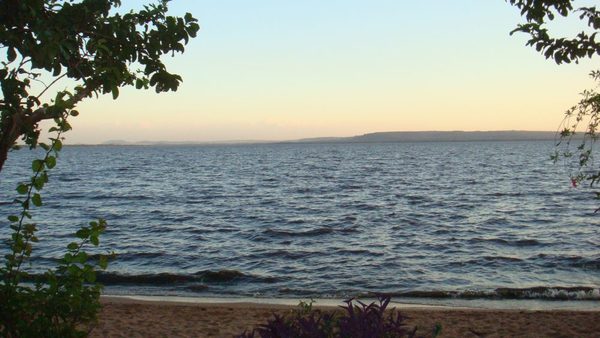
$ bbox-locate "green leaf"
[52,64,61,76]
[7,215,19,222]
[74,252,88,263]
[111,86,119,99]
[16,184,28,194]
[7,47,16,62]
[99,256,108,269]
[24,223,36,233]
[53,139,63,151]
[33,174,47,190]
[84,268,96,283]
[90,235,99,246]
[67,242,79,250]
[31,193,42,207]
[68,264,81,275]
[32,159,44,172]
[76,228,90,239]
[46,156,56,169]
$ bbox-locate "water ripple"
[0,141,598,299]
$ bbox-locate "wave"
[447,256,524,268]
[488,192,525,197]
[92,194,154,201]
[494,287,600,300]
[468,237,543,247]
[337,249,385,257]
[243,249,321,260]
[263,223,360,238]
[109,252,165,262]
[55,175,81,182]
[531,254,600,270]
[22,269,599,300]
[97,272,195,285]
[263,227,335,237]
[366,286,600,300]
[95,269,278,285]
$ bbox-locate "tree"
[508,1,600,64]
[0,1,198,336]
[0,0,199,170]
[508,0,600,205]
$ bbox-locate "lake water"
[0,141,598,301]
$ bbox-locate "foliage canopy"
[0,0,199,170]
[509,0,600,203]
[509,0,600,64]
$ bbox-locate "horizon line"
[64,130,561,146]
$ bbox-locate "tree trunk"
[0,113,25,172]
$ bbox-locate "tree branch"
[0,86,95,171]
[35,73,68,101]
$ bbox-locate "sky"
[46,0,598,144]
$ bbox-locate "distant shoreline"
[72,130,569,146]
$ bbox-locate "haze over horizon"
[90,130,558,145]
[44,1,596,144]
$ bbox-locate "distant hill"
[294,131,559,143]
[93,130,560,146]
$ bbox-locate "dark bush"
[237,296,441,338]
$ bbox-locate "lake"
[0,141,598,301]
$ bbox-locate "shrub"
[0,136,111,337]
[0,220,109,338]
[238,296,441,338]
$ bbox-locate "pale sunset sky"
[54,1,597,144]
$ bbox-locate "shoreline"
[101,294,600,311]
[93,295,600,337]
[100,295,468,311]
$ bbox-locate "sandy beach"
[89,296,600,338]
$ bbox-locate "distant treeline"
[294,131,563,143]
[95,130,573,146]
